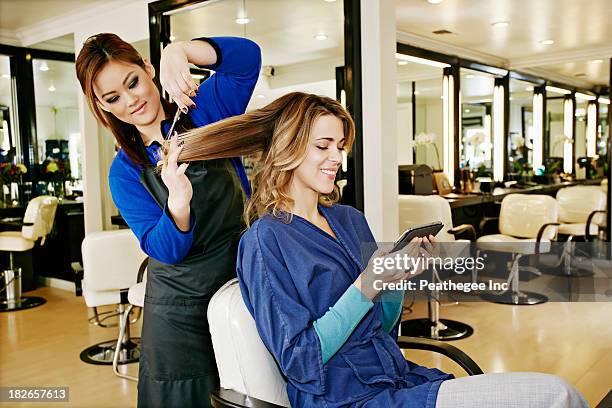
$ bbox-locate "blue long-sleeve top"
[109,37,261,265]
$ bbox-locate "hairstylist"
[75,34,261,407]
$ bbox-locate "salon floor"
[1,285,611,408]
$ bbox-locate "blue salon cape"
[237,204,453,408]
[109,37,260,265]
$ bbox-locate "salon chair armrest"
[448,224,477,242]
[71,262,83,296]
[479,216,499,237]
[396,336,484,376]
[211,388,286,408]
[535,223,560,253]
[137,257,148,283]
[585,210,606,242]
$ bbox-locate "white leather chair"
[553,186,607,277]
[79,229,147,375]
[477,194,559,305]
[0,195,58,312]
[398,195,476,340]
[208,279,483,408]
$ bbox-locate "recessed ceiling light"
[323,0,337,2]
[591,59,604,64]
[256,94,265,99]
[540,39,554,45]
[40,63,49,72]
[314,33,328,41]
[491,21,509,28]
[235,17,250,24]
[414,91,420,95]
[526,86,534,91]
[427,0,443,3]
[465,109,471,113]
[48,85,56,92]
[169,35,176,41]
[1,74,9,79]
[466,74,474,79]
[397,60,408,66]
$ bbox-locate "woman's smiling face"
[93,59,162,127]
[291,114,345,195]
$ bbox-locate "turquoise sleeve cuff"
[380,290,404,333]
[313,285,374,364]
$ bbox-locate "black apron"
[137,158,245,408]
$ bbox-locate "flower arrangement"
[43,159,68,181]
[411,132,441,170]
[0,163,27,184]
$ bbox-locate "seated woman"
[174,92,588,408]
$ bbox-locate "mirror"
[508,79,534,180]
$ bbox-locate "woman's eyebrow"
[315,137,346,142]
[101,71,136,98]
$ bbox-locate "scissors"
[165,107,182,140]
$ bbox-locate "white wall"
[397,103,413,165]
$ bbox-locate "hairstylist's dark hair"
[75,33,185,165]
[173,92,355,226]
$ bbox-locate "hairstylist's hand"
[356,237,424,300]
[160,42,199,113]
[158,135,192,231]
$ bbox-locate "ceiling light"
[48,85,56,92]
[395,53,450,68]
[323,0,337,2]
[491,21,509,28]
[397,60,408,66]
[39,62,49,71]
[526,86,534,91]
[465,109,471,113]
[414,91,420,95]
[314,33,328,41]
[169,35,176,41]
[545,85,571,95]
[256,94,265,99]
[591,59,604,64]
[540,39,554,45]
[1,74,9,79]
[598,97,610,105]
[235,17,250,24]
[427,0,444,3]
[575,92,596,101]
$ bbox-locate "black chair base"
[80,338,140,365]
[481,290,548,305]
[401,318,473,341]
[0,296,46,312]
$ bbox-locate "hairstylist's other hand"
[158,135,192,229]
[357,237,423,300]
[160,42,199,113]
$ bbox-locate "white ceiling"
[395,0,612,88]
[0,0,107,32]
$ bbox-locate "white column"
[360,0,398,242]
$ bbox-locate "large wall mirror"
[508,79,534,179]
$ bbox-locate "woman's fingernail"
[191,103,196,109]
[181,107,188,114]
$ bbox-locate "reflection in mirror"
[460,69,495,176]
[32,58,81,199]
[0,55,18,165]
[508,79,534,181]
[169,0,345,188]
[574,96,588,178]
[545,89,567,174]
[598,97,609,159]
[396,58,444,170]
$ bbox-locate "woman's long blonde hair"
[174,92,355,226]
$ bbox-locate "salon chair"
[79,229,146,372]
[208,279,483,408]
[0,195,58,312]
[398,195,476,340]
[552,186,607,277]
[477,194,558,305]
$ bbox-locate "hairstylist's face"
[292,114,345,195]
[93,60,162,127]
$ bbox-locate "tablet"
[391,221,444,253]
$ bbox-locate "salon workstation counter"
[442,179,604,209]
